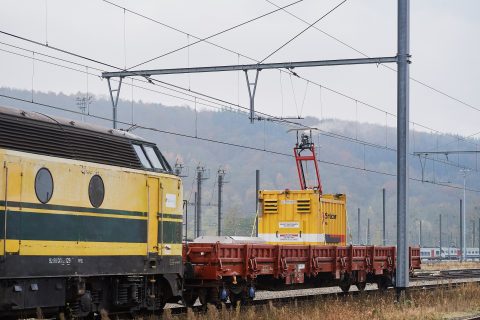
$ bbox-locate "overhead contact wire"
[102,0,480,149]
[124,0,304,70]
[265,0,480,113]
[0,41,476,173]
[0,93,478,194]
[259,0,348,63]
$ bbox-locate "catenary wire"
[0,42,255,115]
[1,5,478,208]
[265,0,480,114]
[0,40,477,174]
[1,35,477,175]
[0,93,478,194]
[259,0,347,63]
[3,22,476,151]
[122,0,304,70]
[99,1,480,151]
[0,18,477,161]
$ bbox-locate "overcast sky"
[0,0,479,137]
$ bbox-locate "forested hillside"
[1,87,479,247]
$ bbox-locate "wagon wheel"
[198,288,208,307]
[355,282,367,292]
[244,286,255,305]
[182,289,199,307]
[207,287,221,307]
[229,285,245,306]
[339,282,351,293]
[229,292,244,307]
[376,277,389,291]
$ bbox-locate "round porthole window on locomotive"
[88,175,105,208]
[35,168,54,204]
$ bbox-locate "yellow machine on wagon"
[258,130,347,245]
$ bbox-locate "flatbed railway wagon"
[183,238,421,306]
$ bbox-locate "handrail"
[3,162,8,261]
[159,181,164,255]
[146,179,150,256]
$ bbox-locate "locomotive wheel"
[356,282,366,292]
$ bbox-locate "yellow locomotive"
[0,105,183,316]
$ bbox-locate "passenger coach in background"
[0,105,183,317]
[420,247,480,260]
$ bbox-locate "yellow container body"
[0,148,183,257]
[258,190,346,245]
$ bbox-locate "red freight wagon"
[182,239,421,306]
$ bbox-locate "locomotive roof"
[0,105,171,172]
[0,105,146,142]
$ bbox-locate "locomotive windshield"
[144,145,164,170]
[133,144,152,169]
[132,143,171,172]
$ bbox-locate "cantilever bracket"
[106,77,123,129]
[244,69,261,124]
[417,154,426,182]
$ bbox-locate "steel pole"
[396,0,410,294]
[194,192,198,238]
[419,220,422,247]
[217,171,223,236]
[460,199,464,262]
[449,232,452,260]
[439,214,442,257]
[463,174,467,261]
[197,169,202,237]
[473,220,475,248]
[383,188,386,245]
[184,200,188,242]
[357,208,361,244]
[367,218,370,245]
[255,170,260,237]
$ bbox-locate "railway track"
[161,270,480,316]
[413,268,480,280]
[17,269,480,320]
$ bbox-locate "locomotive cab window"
[133,144,152,169]
[144,145,164,170]
[35,167,54,204]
